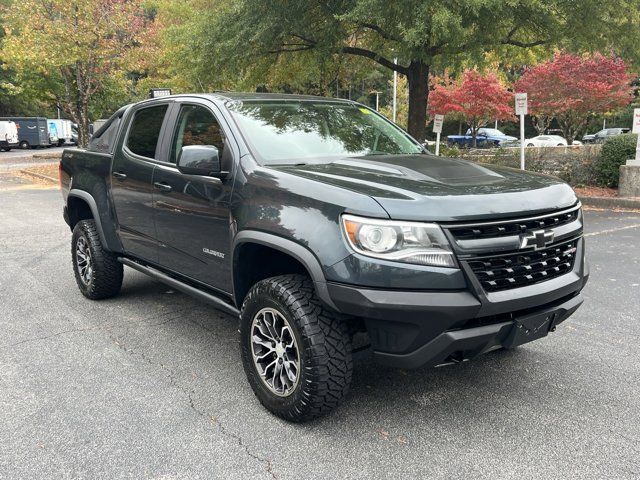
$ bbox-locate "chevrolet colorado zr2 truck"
[60,93,589,421]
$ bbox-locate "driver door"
[151,102,235,293]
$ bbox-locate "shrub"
[593,133,638,187]
[446,145,602,186]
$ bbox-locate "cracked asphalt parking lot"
[1,172,639,479]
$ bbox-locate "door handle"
[153,181,173,193]
[112,171,127,180]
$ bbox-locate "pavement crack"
[108,336,276,479]
[9,327,100,347]
[210,413,277,480]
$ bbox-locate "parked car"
[0,120,19,151]
[60,93,588,421]
[525,135,568,147]
[447,128,517,148]
[49,119,74,146]
[582,128,629,144]
[0,116,50,149]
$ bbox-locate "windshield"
[228,100,423,164]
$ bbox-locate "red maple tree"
[515,53,633,143]
[428,70,513,147]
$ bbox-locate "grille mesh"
[467,240,578,292]
[449,209,579,240]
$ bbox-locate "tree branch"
[267,45,315,54]
[356,22,400,42]
[501,38,547,48]
[342,46,407,74]
[500,25,547,48]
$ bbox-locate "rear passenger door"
[111,102,171,263]
[151,100,236,293]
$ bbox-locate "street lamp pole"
[392,58,398,122]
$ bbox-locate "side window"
[126,104,168,159]
[170,105,225,164]
[88,116,122,154]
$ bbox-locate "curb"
[19,169,58,184]
[32,152,63,160]
[579,195,640,210]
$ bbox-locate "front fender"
[232,230,337,310]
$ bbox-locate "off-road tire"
[240,274,353,422]
[71,219,123,299]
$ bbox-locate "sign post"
[515,93,528,170]
[433,114,444,156]
[632,108,640,165]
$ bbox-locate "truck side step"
[118,257,240,317]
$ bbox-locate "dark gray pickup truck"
[60,93,588,421]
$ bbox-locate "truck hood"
[271,154,578,222]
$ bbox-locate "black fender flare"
[68,190,106,245]
[232,230,337,310]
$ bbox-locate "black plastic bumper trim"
[373,293,583,369]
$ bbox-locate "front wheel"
[71,219,123,299]
[240,274,353,422]
[19,141,29,149]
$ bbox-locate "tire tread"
[241,274,352,422]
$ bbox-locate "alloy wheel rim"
[76,236,93,285]
[250,307,300,397]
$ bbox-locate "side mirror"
[177,145,221,176]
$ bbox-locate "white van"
[48,119,74,146]
[0,120,19,151]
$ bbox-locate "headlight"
[341,214,456,268]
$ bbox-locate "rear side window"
[126,105,168,159]
[88,117,122,153]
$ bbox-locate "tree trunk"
[406,61,430,142]
[532,116,551,135]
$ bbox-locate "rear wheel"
[19,140,29,149]
[71,219,123,299]
[240,274,352,422]
[527,143,535,147]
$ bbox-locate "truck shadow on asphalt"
[113,272,569,428]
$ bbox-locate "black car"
[59,93,588,421]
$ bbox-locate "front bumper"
[327,237,588,369]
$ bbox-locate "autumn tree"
[1,0,147,146]
[184,0,640,142]
[515,53,634,143]
[428,70,513,147]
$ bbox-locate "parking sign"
[515,93,528,116]
[433,114,444,133]
[633,108,640,134]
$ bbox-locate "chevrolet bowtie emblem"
[520,229,555,250]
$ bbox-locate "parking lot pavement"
[1,175,639,479]
[0,146,72,171]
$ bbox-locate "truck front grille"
[466,239,578,292]
[448,208,579,240]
